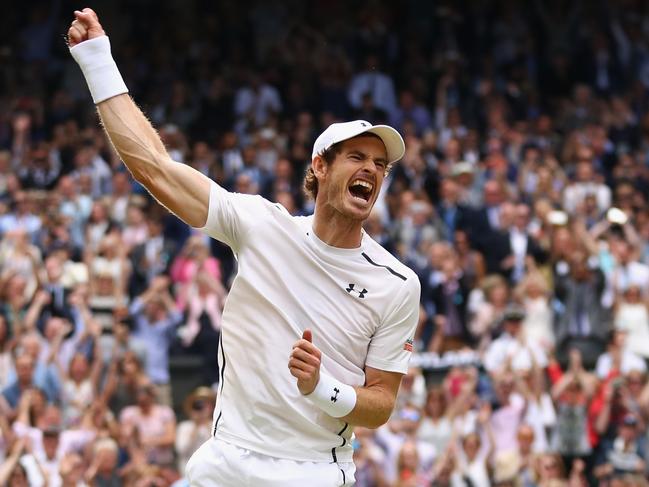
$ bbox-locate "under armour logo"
[331,387,340,402]
[360,122,368,127]
[346,283,367,298]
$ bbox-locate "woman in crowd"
[614,285,649,360]
[469,274,510,350]
[102,350,149,417]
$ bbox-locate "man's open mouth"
[348,179,374,202]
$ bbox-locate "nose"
[360,156,379,174]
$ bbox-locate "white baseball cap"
[311,120,405,164]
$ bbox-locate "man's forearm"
[342,385,395,429]
[97,95,169,186]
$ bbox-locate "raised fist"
[67,8,105,47]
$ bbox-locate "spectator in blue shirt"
[128,276,182,407]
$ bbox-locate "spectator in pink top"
[170,236,220,289]
[119,382,176,468]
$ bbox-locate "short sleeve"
[196,181,268,253]
[365,277,421,374]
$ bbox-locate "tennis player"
[68,8,420,486]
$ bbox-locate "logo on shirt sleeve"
[403,338,414,352]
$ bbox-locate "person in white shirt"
[562,159,611,215]
[67,9,420,486]
[483,305,548,375]
[595,329,647,379]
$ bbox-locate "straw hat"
[183,386,216,416]
[493,450,521,484]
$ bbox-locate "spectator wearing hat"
[450,161,482,209]
[175,387,216,476]
[483,305,548,376]
[491,449,521,486]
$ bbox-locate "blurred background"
[2,0,649,485]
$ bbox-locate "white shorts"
[186,436,356,486]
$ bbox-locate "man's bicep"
[142,159,211,228]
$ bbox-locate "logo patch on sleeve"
[404,338,414,352]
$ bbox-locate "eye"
[350,154,361,161]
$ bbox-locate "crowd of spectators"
[2,0,649,485]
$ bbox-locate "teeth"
[351,180,373,191]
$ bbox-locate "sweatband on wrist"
[306,372,357,418]
[69,36,128,104]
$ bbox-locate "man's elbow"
[362,400,395,429]
[364,412,391,430]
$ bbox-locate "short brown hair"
[303,142,342,200]
[303,133,392,201]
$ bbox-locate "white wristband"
[306,372,357,418]
[69,36,128,104]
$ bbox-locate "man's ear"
[312,155,327,180]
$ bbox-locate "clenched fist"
[288,329,322,395]
[67,8,105,47]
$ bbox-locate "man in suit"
[501,203,547,283]
[460,179,505,251]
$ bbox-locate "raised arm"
[67,8,210,228]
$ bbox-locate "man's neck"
[312,206,363,249]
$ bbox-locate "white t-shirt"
[483,333,548,373]
[198,181,420,463]
[595,350,647,378]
